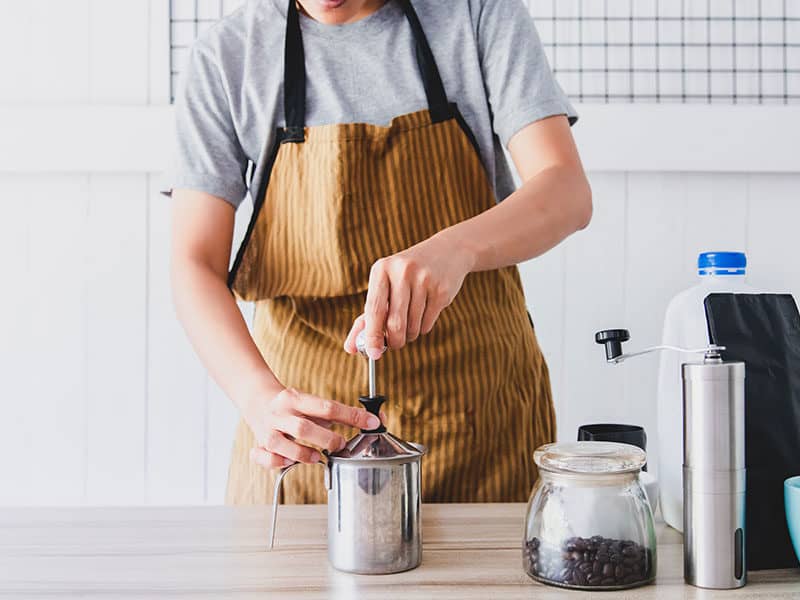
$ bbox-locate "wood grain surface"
[1,503,798,599]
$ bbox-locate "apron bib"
[225,0,555,504]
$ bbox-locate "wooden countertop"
[1,503,798,599]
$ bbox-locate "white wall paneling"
[85,175,148,505]
[88,1,150,103]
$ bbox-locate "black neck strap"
[283,0,451,141]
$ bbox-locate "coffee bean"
[525,536,653,590]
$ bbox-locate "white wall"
[0,1,798,506]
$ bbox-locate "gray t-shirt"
[170,0,577,208]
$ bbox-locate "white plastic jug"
[657,252,757,532]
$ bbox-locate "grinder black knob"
[595,329,630,362]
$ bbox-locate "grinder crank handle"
[595,329,725,364]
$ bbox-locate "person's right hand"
[245,387,382,469]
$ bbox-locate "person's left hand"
[344,232,477,358]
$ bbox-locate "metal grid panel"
[169,0,800,103]
[170,0,247,97]
[531,0,799,103]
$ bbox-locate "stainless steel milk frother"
[268,331,427,574]
[596,329,746,590]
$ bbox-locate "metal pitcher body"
[327,448,424,574]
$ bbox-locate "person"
[167,0,591,504]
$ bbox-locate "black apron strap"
[397,0,450,123]
[283,0,306,142]
[282,0,451,142]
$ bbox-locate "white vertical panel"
[146,178,207,504]
[0,176,34,504]
[682,173,749,266]
[26,1,91,103]
[519,247,567,438]
[24,176,90,505]
[746,174,800,300]
[85,175,148,504]
[560,173,627,442]
[622,173,689,475]
[88,1,150,103]
[0,4,33,102]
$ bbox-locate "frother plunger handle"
[356,330,387,398]
[355,330,388,434]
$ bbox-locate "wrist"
[235,371,284,425]
[432,227,485,273]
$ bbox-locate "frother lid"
[534,441,646,475]
[332,430,425,462]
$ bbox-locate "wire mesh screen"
[530,0,799,103]
[170,0,248,97]
[170,0,800,104]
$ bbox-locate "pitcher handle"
[268,459,328,550]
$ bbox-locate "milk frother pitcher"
[268,332,427,574]
[595,329,746,589]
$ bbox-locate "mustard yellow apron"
[225,0,555,504]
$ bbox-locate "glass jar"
[523,442,657,590]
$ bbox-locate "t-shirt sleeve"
[165,43,248,208]
[475,0,578,147]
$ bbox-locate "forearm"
[171,258,282,418]
[438,164,592,272]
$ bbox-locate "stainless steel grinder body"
[326,449,424,574]
[682,358,746,589]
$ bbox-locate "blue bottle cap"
[698,251,747,275]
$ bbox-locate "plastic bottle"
[657,251,757,532]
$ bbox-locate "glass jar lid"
[534,441,646,475]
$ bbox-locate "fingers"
[289,390,381,431]
[420,291,446,335]
[385,279,410,350]
[259,430,322,464]
[250,447,294,469]
[343,314,366,355]
[364,262,389,359]
[272,414,346,453]
[406,285,426,343]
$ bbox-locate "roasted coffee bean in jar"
[523,442,657,590]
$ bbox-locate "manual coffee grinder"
[595,329,746,589]
[268,332,426,574]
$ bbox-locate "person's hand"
[245,386,382,469]
[344,232,477,358]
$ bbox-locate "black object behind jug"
[705,293,800,570]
